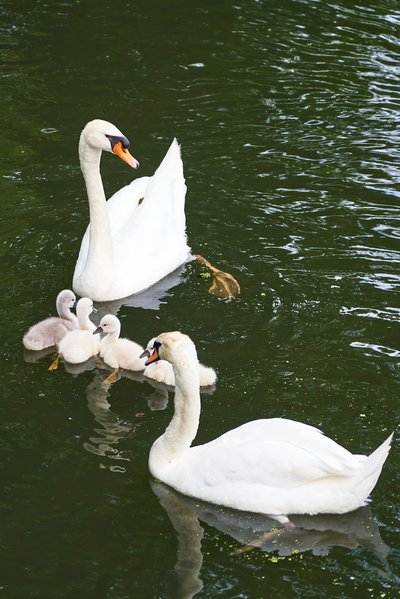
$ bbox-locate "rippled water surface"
[1,0,399,597]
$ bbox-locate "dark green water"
[1,0,399,597]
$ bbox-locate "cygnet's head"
[80,119,139,168]
[57,289,76,309]
[143,332,195,366]
[76,297,95,318]
[93,314,121,336]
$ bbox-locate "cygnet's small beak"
[93,326,103,335]
[113,141,140,169]
[139,349,150,359]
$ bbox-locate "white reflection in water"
[83,368,216,469]
[152,481,391,599]
[84,370,145,469]
[93,262,189,318]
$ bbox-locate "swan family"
[21,119,393,524]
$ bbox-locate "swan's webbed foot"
[194,254,240,299]
[275,515,296,531]
[230,515,295,555]
[102,368,119,385]
[231,528,286,555]
[94,355,105,369]
[48,353,61,371]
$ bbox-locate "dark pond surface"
[1,0,399,597]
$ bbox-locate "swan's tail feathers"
[143,138,187,236]
[359,433,393,501]
[153,138,184,180]
[23,333,44,351]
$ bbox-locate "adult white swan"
[73,119,190,302]
[143,332,392,525]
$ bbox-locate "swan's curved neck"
[57,301,76,323]
[151,350,201,469]
[77,308,94,332]
[79,139,114,278]
[102,327,120,346]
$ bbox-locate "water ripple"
[340,306,400,323]
[350,341,400,358]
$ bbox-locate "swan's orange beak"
[113,141,140,169]
[140,346,160,366]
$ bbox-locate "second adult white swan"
[73,119,190,301]
[143,332,392,524]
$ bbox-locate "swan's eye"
[106,134,130,151]
[153,340,161,350]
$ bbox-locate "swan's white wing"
[114,139,188,253]
[184,419,365,491]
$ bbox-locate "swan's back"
[23,289,78,350]
[58,329,100,364]
[23,317,76,351]
[101,337,144,372]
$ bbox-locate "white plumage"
[145,332,393,522]
[94,314,145,383]
[72,119,190,301]
[23,289,78,350]
[57,297,100,364]
[144,337,216,388]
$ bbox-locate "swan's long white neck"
[150,346,201,473]
[79,137,114,284]
[77,305,95,332]
[57,299,77,324]
[102,324,121,346]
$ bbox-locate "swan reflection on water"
[83,370,145,470]
[23,347,99,375]
[151,480,391,599]
[24,344,216,471]
[93,262,189,318]
[83,367,217,468]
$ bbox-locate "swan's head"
[80,119,139,169]
[146,337,157,351]
[142,331,196,366]
[76,297,96,318]
[57,289,76,309]
[141,337,160,365]
[93,314,120,336]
